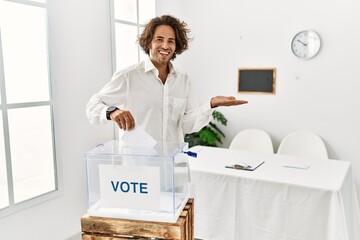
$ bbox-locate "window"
[0,0,57,216]
[110,0,156,71]
[110,0,156,138]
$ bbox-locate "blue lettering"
[140,182,148,194]
[111,181,119,192]
[120,181,130,192]
[130,182,139,193]
[111,181,148,194]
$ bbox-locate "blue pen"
[183,151,197,158]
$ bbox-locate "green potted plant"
[184,110,227,148]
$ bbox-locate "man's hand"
[210,96,248,108]
[110,109,135,131]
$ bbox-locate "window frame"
[108,0,157,139]
[0,0,60,218]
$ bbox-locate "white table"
[188,146,360,240]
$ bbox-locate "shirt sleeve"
[182,78,214,134]
[86,71,128,125]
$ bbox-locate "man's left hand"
[210,96,248,108]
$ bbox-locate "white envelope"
[119,125,157,148]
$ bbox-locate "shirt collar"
[144,56,176,76]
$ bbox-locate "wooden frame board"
[238,68,276,94]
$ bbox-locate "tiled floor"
[64,233,81,240]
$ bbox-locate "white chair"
[229,128,274,154]
[277,131,328,159]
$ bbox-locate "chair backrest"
[229,129,274,154]
[277,131,328,159]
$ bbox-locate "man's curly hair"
[138,15,191,60]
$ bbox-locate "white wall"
[1,1,359,239]
[158,0,360,199]
[0,0,114,239]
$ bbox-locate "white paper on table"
[119,125,157,148]
[283,161,310,170]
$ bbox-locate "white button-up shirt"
[86,57,214,142]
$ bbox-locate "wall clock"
[291,30,321,60]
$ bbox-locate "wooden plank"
[179,208,189,240]
[183,198,194,240]
[82,234,148,240]
[189,198,194,240]
[82,216,184,239]
[82,198,194,240]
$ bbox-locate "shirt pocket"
[171,98,187,122]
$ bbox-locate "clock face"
[291,30,321,59]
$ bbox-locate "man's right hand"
[110,109,135,131]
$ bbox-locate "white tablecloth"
[188,146,360,240]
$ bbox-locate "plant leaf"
[184,110,228,147]
[212,110,227,126]
[208,122,225,137]
[198,126,221,146]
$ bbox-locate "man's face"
[148,25,176,67]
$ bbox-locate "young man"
[86,15,247,142]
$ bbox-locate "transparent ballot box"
[84,140,190,223]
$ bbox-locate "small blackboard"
[238,68,276,94]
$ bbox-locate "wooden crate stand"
[81,198,194,240]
